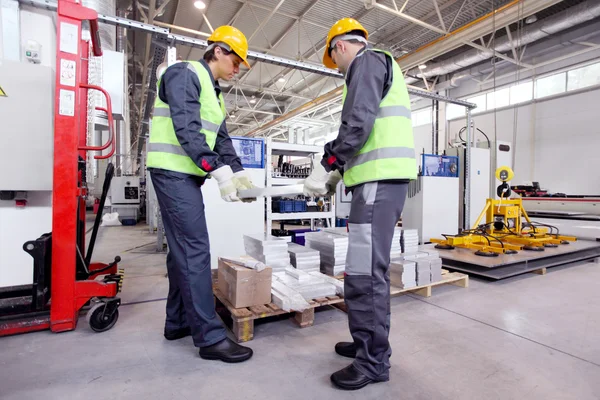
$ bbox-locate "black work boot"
[331,364,384,390]
[199,338,253,363]
[164,327,191,341]
[335,341,356,358]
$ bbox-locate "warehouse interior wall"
[448,87,600,195]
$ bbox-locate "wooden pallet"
[214,288,343,342]
[332,269,469,312]
[213,269,468,342]
[392,269,469,297]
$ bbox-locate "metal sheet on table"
[422,240,600,268]
[238,184,304,198]
[423,240,600,279]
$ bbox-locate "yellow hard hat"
[322,18,368,69]
[207,25,250,68]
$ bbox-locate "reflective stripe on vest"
[343,48,417,187]
[147,60,226,176]
[152,107,222,133]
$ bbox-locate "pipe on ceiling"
[247,0,600,137]
[405,0,600,84]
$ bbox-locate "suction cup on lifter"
[561,240,570,245]
[543,243,558,248]
[435,244,455,250]
[523,245,544,252]
[475,250,499,257]
[504,249,518,255]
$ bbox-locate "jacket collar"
[199,59,221,94]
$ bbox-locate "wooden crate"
[214,269,468,342]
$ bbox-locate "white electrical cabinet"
[403,176,459,244]
[0,60,54,288]
[447,146,491,229]
[0,60,54,190]
[203,168,266,268]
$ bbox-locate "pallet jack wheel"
[475,250,499,257]
[86,301,119,333]
[435,244,455,250]
[523,245,544,252]
[544,243,559,248]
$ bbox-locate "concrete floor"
[2,223,600,400]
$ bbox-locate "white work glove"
[303,162,330,197]
[234,170,257,203]
[210,165,239,202]
[326,170,343,194]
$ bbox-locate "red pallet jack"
[0,0,123,336]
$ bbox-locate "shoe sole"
[164,334,191,341]
[199,353,253,363]
[330,376,385,391]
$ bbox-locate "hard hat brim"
[322,49,337,69]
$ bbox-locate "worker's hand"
[210,165,240,202]
[234,170,257,203]
[326,170,343,195]
[303,162,330,197]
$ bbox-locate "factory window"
[412,107,432,127]
[535,72,566,98]
[509,80,533,105]
[486,87,510,109]
[466,94,487,114]
[445,103,466,120]
[567,62,600,91]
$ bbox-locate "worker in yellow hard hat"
[304,18,417,390]
[147,25,255,363]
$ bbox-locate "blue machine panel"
[422,154,459,177]
[231,137,265,169]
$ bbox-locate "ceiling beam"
[231,0,330,30]
[394,0,564,70]
[247,0,286,42]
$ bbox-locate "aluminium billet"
[239,185,305,198]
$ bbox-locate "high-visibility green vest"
[342,48,417,187]
[147,61,226,176]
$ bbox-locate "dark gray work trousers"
[150,168,227,348]
[345,181,408,381]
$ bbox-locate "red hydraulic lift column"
[50,0,102,332]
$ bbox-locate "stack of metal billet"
[305,231,348,276]
[273,268,337,302]
[389,259,417,289]
[401,229,419,254]
[288,242,321,272]
[243,233,291,272]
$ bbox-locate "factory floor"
[2,222,600,400]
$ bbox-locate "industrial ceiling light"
[418,64,427,70]
[249,96,256,104]
[194,1,206,10]
[525,14,538,24]
[278,77,286,83]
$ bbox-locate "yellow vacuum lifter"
[430,167,577,257]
